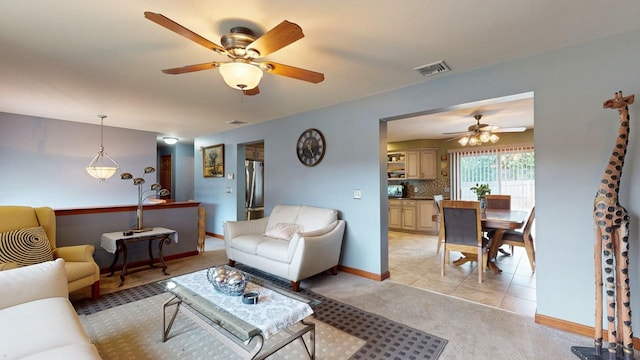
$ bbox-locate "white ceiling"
[2,1,640,143]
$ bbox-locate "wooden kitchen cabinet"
[388,199,417,230]
[388,199,402,229]
[417,200,436,233]
[419,149,437,179]
[404,151,420,179]
[400,200,416,230]
[403,149,436,179]
[389,199,437,233]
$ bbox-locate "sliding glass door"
[450,145,535,210]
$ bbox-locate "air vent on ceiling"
[414,60,450,77]
[228,120,248,126]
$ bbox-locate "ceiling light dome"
[163,137,178,145]
[219,62,263,91]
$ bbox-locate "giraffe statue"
[591,91,635,360]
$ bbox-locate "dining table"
[452,208,529,273]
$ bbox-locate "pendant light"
[86,114,119,182]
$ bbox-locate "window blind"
[449,144,535,210]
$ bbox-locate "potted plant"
[470,183,491,210]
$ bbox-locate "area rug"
[79,292,363,359]
[74,266,447,359]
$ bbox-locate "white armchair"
[224,205,346,291]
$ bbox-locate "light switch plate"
[353,189,362,199]
[225,187,232,193]
[227,173,234,180]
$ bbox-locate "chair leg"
[523,238,536,272]
[441,248,446,277]
[291,281,300,292]
[477,248,484,283]
[91,281,100,300]
[436,234,443,255]
[228,259,236,267]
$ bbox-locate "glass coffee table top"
[160,267,319,342]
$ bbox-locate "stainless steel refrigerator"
[245,160,264,219]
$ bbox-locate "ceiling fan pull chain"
[239,87,247,103]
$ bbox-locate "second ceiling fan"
[444,114,527,146]
[144,12,324,95]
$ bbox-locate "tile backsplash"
[401,178,450,198]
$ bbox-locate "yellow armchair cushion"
[0,262,19,271]
[54,244,95,263]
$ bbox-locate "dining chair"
[484,194,513,254]
[432,195,444,254]
[484,194,511,210]
[440,200,489,283]
[500,206,536,272]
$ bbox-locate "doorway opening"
[384,92,536,317]
[244,141,265,220]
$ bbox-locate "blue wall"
[3,27,640,330]
[194,28,640,328]
[0,112,158,207]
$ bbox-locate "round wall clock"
[296,128,326,166]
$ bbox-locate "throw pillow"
[264,223,302,240]
[0,226,54,266]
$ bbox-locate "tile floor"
[388,230,537,317]
[207,234,537,316]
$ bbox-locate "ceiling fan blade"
[247,20,304,58]
[144,12,226,54]
[442,130,471,135]
[446,134,469,142]
[161,62,220,74]
[493,126,527,133]
[262,61,324,83]
[243,86,260,96]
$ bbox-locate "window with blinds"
[449,144,535,211]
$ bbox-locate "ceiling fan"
[144,12,324,95]
[444,114,527,146]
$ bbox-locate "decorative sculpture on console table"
[120,166,170,233]
[572,91,635,360]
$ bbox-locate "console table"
[101,227,178,287]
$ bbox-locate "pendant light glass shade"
[86,115,119,182]
[219,62,263,90]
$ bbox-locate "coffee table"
[160,267,319,359]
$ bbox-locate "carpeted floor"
[79,292,365,359]
[72,246,598,359]
[74,264,448,360]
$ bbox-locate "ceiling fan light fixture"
[219,62,263,91]
[458,136,469,146]
[489,133,500,143]
[479,131,491,143]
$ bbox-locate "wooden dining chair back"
[433,195,444,254]
[501,206,536,272]
[484,194,513,254]
[440,200,488,283]
[485,194,511,210]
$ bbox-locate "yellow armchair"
[0,206,100,299]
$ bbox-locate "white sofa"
[224,205,346,291]
[0,259,101,360]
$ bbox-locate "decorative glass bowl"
[206,265,247,296]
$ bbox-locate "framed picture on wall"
[202,144,224,178]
